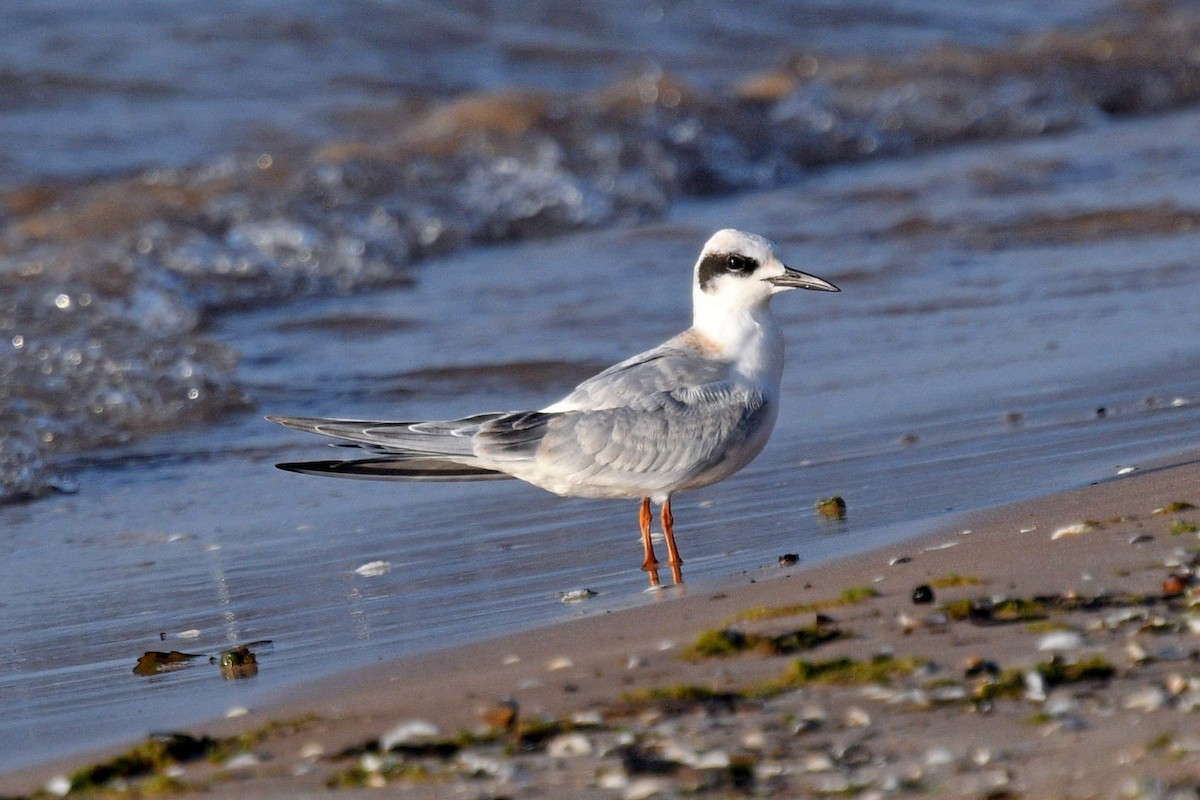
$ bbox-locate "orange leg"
[638,498,661,586]
[661,498,683,585]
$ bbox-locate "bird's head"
[693,229,839,319]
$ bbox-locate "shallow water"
[5,0,1200,775]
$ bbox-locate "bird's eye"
[726,254,754,273]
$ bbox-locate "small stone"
[1037,630,1084,651]
[1125,642,1150,663]
[1051,522,1093,540]
[802,753,835,772]
[778,553,800,567]
[380,719,440,751]
[225,705,250,718]
[299,742,324,759]
[1162,575,1188,597]
[843,706,872,727]
[1045,693,1079,717]
[571,709,604,727]
[547,732,593,758]
[625,776,672,800]
[1128,534,1154,545]
[889,555,912,566]
[561,588,598,602]
[457,751,513,780]
[223,752,262,770]
[1123,686,1167,712]
[548,656,575,670]
[1025,670,1047,702]
[799,704,828,728]
[1165,673,1190,696]
[354,560,391,577]
[911,584,935,604]
[929,685,967,703]
[43,776,70,797]
[741,730,767,750]
[597,767,628,790]
[694,749,731,769]
[924,747,955,767]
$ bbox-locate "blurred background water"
[3,0,1200,773]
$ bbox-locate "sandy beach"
[4,447,1198,799]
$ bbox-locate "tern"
[268,229,839,586]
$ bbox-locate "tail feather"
[276,456,511,482]
[267,413,517,482]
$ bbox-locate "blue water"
[5,0,1200,778]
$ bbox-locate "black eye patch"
[698,251,760,291]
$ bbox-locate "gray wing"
[478,382,771,490]
[549,342,733,411]
[267,412,506,456]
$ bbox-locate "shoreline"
[4,447,1200,797]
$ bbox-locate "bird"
[267,229,839,587]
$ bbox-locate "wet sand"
[5,447,1199,798]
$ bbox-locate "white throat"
[692,286,785,388]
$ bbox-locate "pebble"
[1025,671,1047,702]
[889,555,912,565]
[223,752,262,770]
[971,747,994,767]
[571,709,604,727]
[298,742,324,760]
[1037,630,1084,651]
[561,588,597,602]
[911,584,935,604]
[457,751,514,781]
[380,719,440,751]
[625,776,673,800]
[843,706,872,727]
[1051,523,1093,540]
[547,732,593,758]
[802,753,835,772]
[225,705,250,718]
[43,776,70,797]
[597,767,629,790]
[548,656,574,670]
[1123,686,1167,712]
[924,747,955,767]
[354,560,391,577]
[741,730,767,750]
[778,553,800,566]
[1045,693,1079,717]
[1128,534,1154,545]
